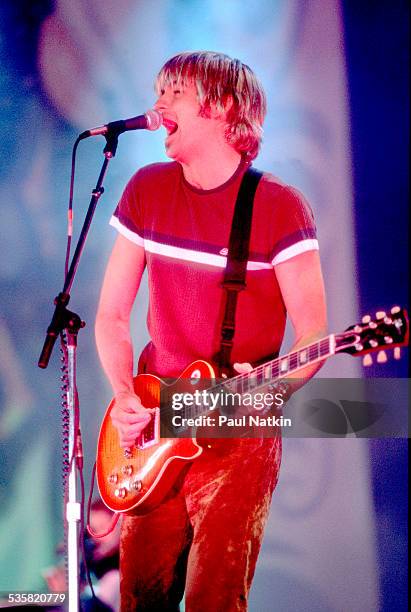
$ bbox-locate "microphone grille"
[145,109,162,131]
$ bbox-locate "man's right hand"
[110,391,155,448]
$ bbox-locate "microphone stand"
[38,132,120,612]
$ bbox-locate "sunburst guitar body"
[96,360,215,515]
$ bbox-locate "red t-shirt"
[111,160,318,377]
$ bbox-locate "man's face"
[154,80,225,164]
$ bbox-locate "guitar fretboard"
[183,335,335,420]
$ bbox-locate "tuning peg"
[362,314,371,324]
[362,354,373,366]
[377,350,388,363]
[394,347,401,360]
[391,306,401,314]
[376,311,386,320]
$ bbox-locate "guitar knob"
[354,343,363,352]
[391,306,401,314]
[376,311,386,320]
[384,336,393,344]
[121,465,133,476]
[394,347,401,360]
[362,315,371,324]
[114,487,127,498]
[369,339,378,348]
[362,354,373,367]
[108,473,118,484]
[377,350,387,363]
[132,479,143,492]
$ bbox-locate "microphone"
[79,109,162,140]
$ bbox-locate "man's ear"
[209,95,234,120]
[223,94,234,113]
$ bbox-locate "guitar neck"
[185,335,336,420]
[185,305,409,420]
[221,334,335,395]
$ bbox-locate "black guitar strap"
[214,166,263,377]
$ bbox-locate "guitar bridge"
[136,407,160,450]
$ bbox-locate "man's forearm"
[279,327,327,398]
[95,315,136,396]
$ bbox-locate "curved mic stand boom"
[38,132,120,612]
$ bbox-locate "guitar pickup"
[136,407,160,450]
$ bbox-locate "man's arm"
[235,250,327,392]
[95,234,153,447]
[274,249,327,383]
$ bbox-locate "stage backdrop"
[2,1,406,610]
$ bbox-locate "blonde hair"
[156,51,266,160]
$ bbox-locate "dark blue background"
[343,2,408,610]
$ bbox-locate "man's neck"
[180,148,243,190]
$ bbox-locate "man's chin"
[164,143,181,162]
[164,149,177,161]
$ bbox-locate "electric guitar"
[96,306,408,515]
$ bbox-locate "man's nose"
[154,94,168,111]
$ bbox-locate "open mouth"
[162,118,178,136]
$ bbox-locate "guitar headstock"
[335,306,409,365]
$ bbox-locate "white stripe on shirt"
[272,239,319,266]
[111,216,318,270]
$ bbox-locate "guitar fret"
[280,357,288,374]
[309,343,319,360]
[248,370,258,391]
[232,376,243,395]
[289,352,298,372]
[236,377,244,394]
[222,379,235,394]
[271,361,279,379]
[320,338,330,357]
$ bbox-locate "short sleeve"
[270,185,318,265]
[109,171,144,247]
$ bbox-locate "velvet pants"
[120,436,282,611]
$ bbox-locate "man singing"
[95,51,327,611]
